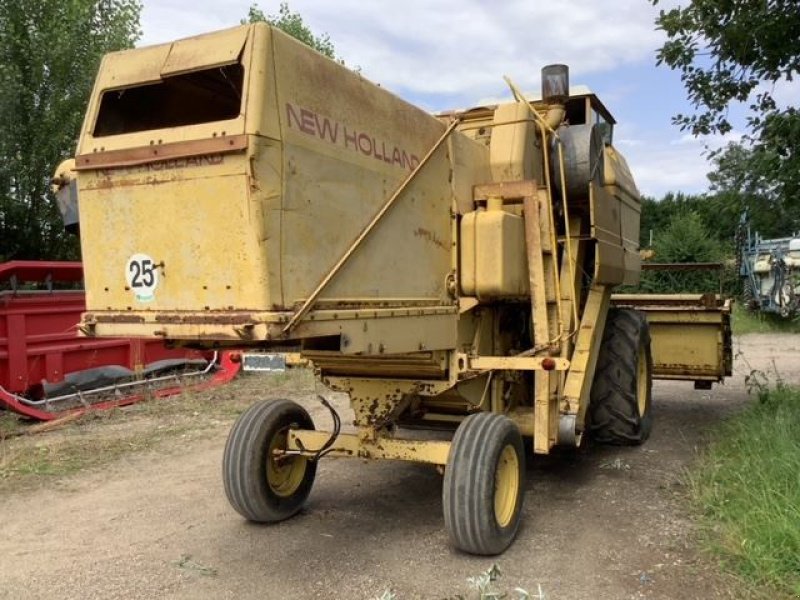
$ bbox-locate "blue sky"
[137,0,795,198]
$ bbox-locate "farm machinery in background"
[737,211,800,318]
[0,261,240,421]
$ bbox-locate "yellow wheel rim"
[636,344,649,416]
[494,444,520,528]
[266,430,307,498]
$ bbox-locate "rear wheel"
[587,308,653,445]
[222,399,317,522]
[443,412,525,555]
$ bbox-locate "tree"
[0,1,141,261]
[243,3,337,60]
[652,1,800,231]
[708,142,798,237]
[653,0,800,137]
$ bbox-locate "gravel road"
[1,333,797,599]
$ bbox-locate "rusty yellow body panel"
[63,23,732,473]
[612,294,733,382]
[76,24,475,355]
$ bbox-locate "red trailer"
[0,261,239,420]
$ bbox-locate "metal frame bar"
[287,429,451,465]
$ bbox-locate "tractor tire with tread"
[223,398,317,523]
[443,412,525,556]
[587,308,653,445]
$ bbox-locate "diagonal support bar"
[282,117,462,335]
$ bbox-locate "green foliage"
[652,0,800,233]
[654,211,722,263]
[710,133,800,235]
[653,0,800,137]
[637,210,731,293]
[690,384,800,597]
[639,192,716,248]
[243,2,337,59]
[0,0,141,260]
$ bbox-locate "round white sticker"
[125,253,159,302]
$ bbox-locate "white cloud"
[612,122,722,196]
[136,0,709,198]
[139,0,667,101]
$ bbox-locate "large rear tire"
[587,308,653,445]
[443,412,525,555]
[222,399,317,522]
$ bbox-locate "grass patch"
[731,303,800,335]
[689,385,800,597]
[0,368,315,492]
[0,420,189,482]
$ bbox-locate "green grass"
[690,386,800,597]
[731,303,800,335]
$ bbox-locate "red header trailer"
[0,261,239,420]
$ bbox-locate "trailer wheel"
[587,308,653,445]
[222,399,317,523]
[443,412,525,555]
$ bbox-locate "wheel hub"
[494,444,520,528]
[636,344,648,416]
[267,432,308,497]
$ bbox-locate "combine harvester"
[56,24,731,554]
[0,261,240,421]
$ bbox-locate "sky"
[135,0,771,198]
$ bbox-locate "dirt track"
[0,333,797,599]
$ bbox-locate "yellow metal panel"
[161,26,249,76]
[450,134,491,215]
[612,295,732,381]
[269,29,463,306]
[562,284,612,431]
[460,211,478,296]
[459,209,529,299]
[590,182,625,284]
[489,103,537,182]
[78,153,271,312]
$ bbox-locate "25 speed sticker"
[125,253,159,302]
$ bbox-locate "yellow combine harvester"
[56,24,731,555]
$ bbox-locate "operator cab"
[559,86,616,145]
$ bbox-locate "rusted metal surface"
[74,135,247,171]
[153,313,255,325]
[613,293,724,309]
[287,429,451,465]
[614,296,732,381]
[473,180,538,202]
[305,350,446,379]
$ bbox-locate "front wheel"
[443,412,525,555]
[222,399,317,523]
